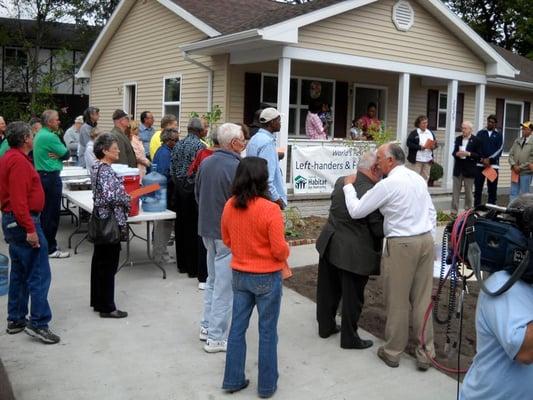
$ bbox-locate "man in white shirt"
[343,143,436,370]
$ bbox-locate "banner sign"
[291,144,372,194]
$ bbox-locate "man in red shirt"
[0,122,60,344]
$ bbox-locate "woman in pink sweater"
[221,157,290,398]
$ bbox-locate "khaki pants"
[382,233,435,363]
[406,161,431,182]
[451,174,474,213]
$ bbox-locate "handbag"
[87,164,121,245]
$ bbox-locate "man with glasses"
[0,121,61,344]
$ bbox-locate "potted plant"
[428,162,443,187]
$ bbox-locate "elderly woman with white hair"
[451,120,482,214]
[64,115,83,163]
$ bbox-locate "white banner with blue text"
[291,144,371,194]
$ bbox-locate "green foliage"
[189,105,223,128]
[444,0,533,59]
[284,206,304,238]
[437,210,453,223]
[430,162,444,182]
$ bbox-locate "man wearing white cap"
[245,107,287,209]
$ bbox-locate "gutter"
[181,51,214,112]
[487,77,533,91]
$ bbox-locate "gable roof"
[168,0,345,35]
[79,0,518,80]
[491,45,533,84]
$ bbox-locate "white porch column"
[397,73,410,147]
[277,57,291,180]
[444,79,459,190]
[474,84,486,133]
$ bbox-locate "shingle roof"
[170,0,346,35]
[491,44,533,84]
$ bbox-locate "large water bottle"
[0,253,9,296]
[142,164,167,212]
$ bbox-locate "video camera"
[448,202,533,296]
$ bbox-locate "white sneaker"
[49,250,70,258]
[198,282,206,290]
[203,339,227,353]
[199,327,208,342]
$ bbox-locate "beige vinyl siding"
[228,61,398,135]
[90,0,228,134]
[297,0,486,75]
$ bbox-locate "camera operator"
[460,194,533,399]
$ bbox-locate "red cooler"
[113,166,140,216]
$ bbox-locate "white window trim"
[352,83,388,130]
[502,100,525,155]
[123,81,137,119]
[260,72,336,137]
[162,74,182,122]
[437,91,448,130]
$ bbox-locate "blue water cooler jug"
[0,253,9,296]
[142,165,167,212]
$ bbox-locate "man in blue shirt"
[246,107,287,209]
[460,269,533,399]
[474,115,503,206]
[139,111,155,158]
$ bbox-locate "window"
[437,92,447,130]
[5,47,27,67]
[162,76,181,118]
[503,101,524,152]
[123,83,137,119]
[260,74,335,136]
[353,85,387,127]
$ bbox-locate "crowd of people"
[1,103,532,399]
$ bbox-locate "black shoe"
[6,320,27,334]
[24,325,60,344]
[259,387,277,398]
[341,338,373,350]
[318,324,340,339]
[225,379,250,394]
[99,310,128,318]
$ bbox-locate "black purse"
[87,164,121,245]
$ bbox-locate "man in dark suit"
[316,151,384,349]
[451,121,482,214]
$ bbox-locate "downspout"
[182,50,214,112]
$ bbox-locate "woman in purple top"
[90,133,130,319]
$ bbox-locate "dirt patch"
[284,265,479,379]
[285,216,327,241]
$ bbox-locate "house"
[77,0,533,191]
[0,18,98,125]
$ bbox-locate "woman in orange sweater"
[221,157,290,398]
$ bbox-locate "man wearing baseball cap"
[246,107,287,209]
[110,109,137,168]
[508,121,533,201]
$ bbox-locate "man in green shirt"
[33,110,70,258]
[110,109,137,168]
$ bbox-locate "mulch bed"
[284,265,479,379]
[285,216,326,243]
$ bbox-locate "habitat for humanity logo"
[294,175,307,189]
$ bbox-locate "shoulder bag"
[87,163,121,245]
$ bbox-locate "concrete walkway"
[0,220,458,400]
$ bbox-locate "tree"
[443,0,533,59]
[69,0,120,27]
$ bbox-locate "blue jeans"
[2,212,52,328]
[38,171,62,254]
[201,237,233,341]
[510,174,532,203]
[223,270,282,397]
